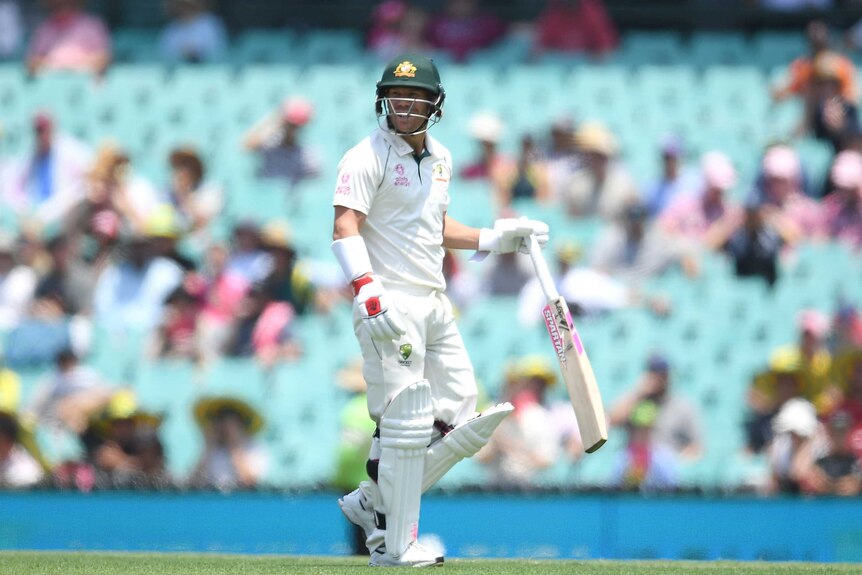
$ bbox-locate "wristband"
[331,235,373,282]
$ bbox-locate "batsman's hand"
[480,216,549,254]
[351,274,407,341]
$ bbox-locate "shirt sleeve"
[332,145,380,215]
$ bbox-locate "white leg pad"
[422,402,514,492]
[377,380,434,559]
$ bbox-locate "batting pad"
[378,380,434,559]
[422,402,514,492]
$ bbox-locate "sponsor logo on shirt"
[432,162,450,183]
[393,163,409,187]
[336,172,352,195]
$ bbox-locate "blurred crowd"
[0,0,861,495]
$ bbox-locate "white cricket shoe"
[338,486,377,538]
[369,540,444,567]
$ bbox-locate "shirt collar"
[378,128,441,159]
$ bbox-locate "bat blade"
[541,297,608,453]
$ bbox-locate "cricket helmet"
[375,53,445,135]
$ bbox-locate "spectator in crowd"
[80,389,168,489]
[591,201,698,284]
[771,20,856,106]
[441,249,479,314]
[821,150,862,250]
[159,0,227,64]
[715,196,787,287]
[150,285,200,361]
[0,232,36,331]
[493,134,550,207]
[542,116,581,202]
[331,359,376,556]
[424,0,506,62]
[763,397,819,494]
[34,233,95,317]
[609,354,702,460]
[0,410,44,488]
[92,233,184,336]
[481,251,532,297]
[27,349,111,436]
[747,355,807,453]
[224,284,302,366]
[0,365,43,489]
[2,111,92,229]
[807,52,861,152]
[195,243,250,363]
[643,135,696,217]
[794,410,862,496]
[259,221,318,315]
[69,143,163,237]
[611,400,679,492]
[460,111,511,182]
[564,121,638,221]
[830,305,862,355]
[226,220,271,285]
[366,0,430,62]
[164,147,223,250]
[533,0,618,57]
[756,145,822,241]
[776,309,835,412]
[243,97,321,187]
[0,1,23,59]
[659,151,740,250]
[190,395,268,490]
[478,356,560,488]
[831,349,862,419]
[144,206,197,272]
[517,240,669,326]
[26,0,111,76]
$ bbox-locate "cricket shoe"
[338,483,377,539]
[369,541,444,567]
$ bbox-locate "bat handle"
[527,234,560,302]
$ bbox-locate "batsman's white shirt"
[333,128,477,426]
[333,128,450,291]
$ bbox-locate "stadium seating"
[5,29,861,492]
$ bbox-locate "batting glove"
[479,216,549,254]
[351,274,407,341]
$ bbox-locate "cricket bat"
[527,235,608,453]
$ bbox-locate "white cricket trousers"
[354,286,478,428]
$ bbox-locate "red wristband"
[351,273,374,296]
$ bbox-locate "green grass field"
[0,553,858,575]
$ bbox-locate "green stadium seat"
[689,32,750,66]
[618,31,684,66]
[231,30,296,64]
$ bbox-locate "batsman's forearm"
[442,214,480,250]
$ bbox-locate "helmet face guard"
[375,91,444,136]
[374,54,446,137]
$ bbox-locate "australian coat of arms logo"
[393,61,417,78]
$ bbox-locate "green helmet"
[376,53,444,96]
[375,53,446,135]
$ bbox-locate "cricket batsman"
[331,53,549,566]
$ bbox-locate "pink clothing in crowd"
[27,11,111,72]
[425,10,506,61]
[536,0,618,54]
[821,194,862,250]
[660,194,740,241]
[201,273,249,325]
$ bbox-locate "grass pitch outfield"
[0,553,859,575]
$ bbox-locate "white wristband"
[477,227,498,253]
[331,235,373,282]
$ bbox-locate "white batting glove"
[351,274,407,341]
[479,216,549,255]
